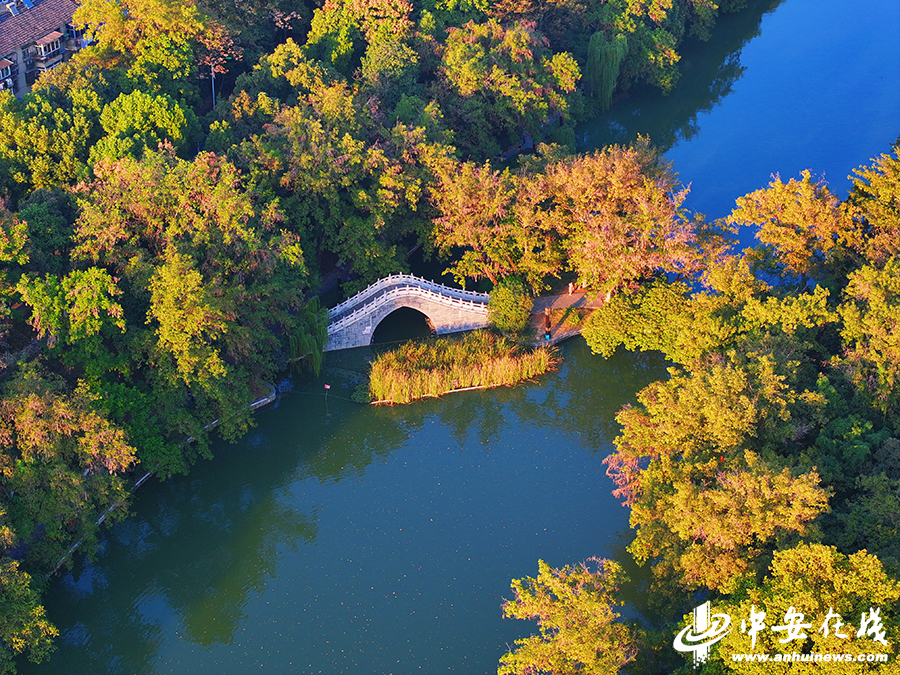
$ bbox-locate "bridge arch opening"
[372,307,435,345]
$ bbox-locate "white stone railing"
[328,274,488,321]
[327,283,488,335]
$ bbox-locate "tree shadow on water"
[577,0,788,154]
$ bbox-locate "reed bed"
[368,331,559,404]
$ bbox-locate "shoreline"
[48,382,278,577]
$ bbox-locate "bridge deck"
[328,274,487,321]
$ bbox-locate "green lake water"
[29,343,669,674]
[22,0,900,672]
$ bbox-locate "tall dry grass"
[369,331,559,404]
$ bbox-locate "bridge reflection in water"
[325,274,490,351]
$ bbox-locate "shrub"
[489,277,532,333]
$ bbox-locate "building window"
[36,40,60,56]
[66,23,84,42]
[35,31,63,59]
[0,58,13,90]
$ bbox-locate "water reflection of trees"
[437,389,513,449]
[577,0,787,154]
[29,422,320,674]
[303,404,426,481]
[506,340,670,454]
[26,380,447,674]
[372,338,670,455]
[26,343,689,673]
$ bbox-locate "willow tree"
[438,19,581,156]
[585,32,627,111]
[289,297,328,376]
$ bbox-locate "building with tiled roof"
[0,0,83,95]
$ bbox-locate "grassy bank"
[367,331,559,404]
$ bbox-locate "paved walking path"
[528,291,605,346]
[531,290,606,313]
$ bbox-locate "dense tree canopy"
[712,545,900,673]
[0,0,895,668]
[499,559,638,675]
[572,148,900,672]
[488,276,532,333]
[0,559,57,674]
[74,149,307,452]
[0,363,136,577]
[848,146,900,266]
[0,90,102,199]
[729,170,861,283]
[436,19,581,155]
[433,140,717,295]
[90,91,200,163]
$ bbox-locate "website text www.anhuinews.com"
[731,652,889,663]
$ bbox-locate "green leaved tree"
[90,90,200,164]
[488,277,532,333]
[0,558,58,674]
[499,558,638,675]
[706,544,900,674]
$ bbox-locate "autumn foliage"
[433,140,715,295]
[0,0,896,667]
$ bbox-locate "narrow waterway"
[578,0,900,223]
[22,0,900,672]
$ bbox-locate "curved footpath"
[531,290,605,313]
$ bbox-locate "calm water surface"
[578,0,900,222]
[29,343,667,674]
[24,0,900,672]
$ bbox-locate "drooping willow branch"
[586,32,628,112]
[289,297,328,376]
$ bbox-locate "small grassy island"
[366,331,559,405]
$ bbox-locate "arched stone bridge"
[325,274,490,351]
